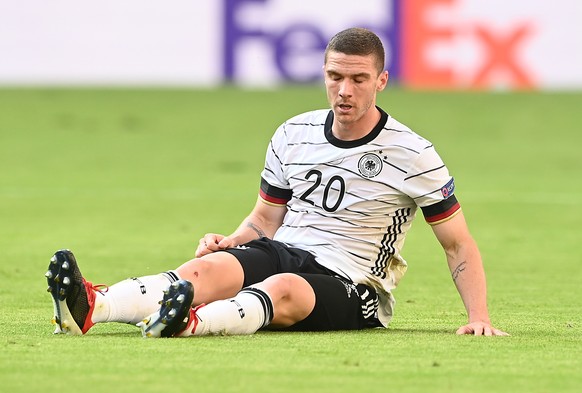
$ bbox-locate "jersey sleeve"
[402,145,461,225]
[259,123,293,206]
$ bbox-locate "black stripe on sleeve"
[260,177,293,205]
[420,194,460,223]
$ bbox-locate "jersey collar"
[324,106,388,149]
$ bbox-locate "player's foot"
[45,249,105,335]
[138,280,196,338]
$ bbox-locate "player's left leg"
[278,273,381,331]
[139,272,317,337]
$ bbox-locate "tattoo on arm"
[246,222,266,239]
[451,261,467,283]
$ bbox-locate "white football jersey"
[260,107,460,326]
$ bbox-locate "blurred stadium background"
[1,0,581,90]
[1,2,581,393]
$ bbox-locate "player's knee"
[259,273,296,300]
[257,273,315,327]
[176,256,216,282]
[259,273,315,306]
[177,253,244,284]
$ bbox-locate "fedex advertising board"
[0,0,580,90]
[222,0,400,85]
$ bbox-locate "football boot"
[138,280,196,338]
[45,249,106,335]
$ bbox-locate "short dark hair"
[324,27,385,74]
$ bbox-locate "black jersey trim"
[421,195,461,224]
[324,106,388,149]
[260,177,292,205]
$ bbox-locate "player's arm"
[430,211,508,336]
[195,198,286,257]
[225,197,287,245]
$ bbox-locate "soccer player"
[46,27,508,337]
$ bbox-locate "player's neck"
[332,106,381,141]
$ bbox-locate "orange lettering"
[401,0,455,88]
[471,24,535,89]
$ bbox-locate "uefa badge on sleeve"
[441,178,455,198]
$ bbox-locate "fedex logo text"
[222,0,401,84]
[222,0,536,89]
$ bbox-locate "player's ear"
[377,70,389,91]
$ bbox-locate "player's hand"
[195,233,236,257]
[456,321,509,336]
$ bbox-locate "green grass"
[0,87,581,393]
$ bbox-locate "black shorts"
[223,238,382,331]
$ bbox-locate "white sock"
[180,287,274,336]
[93,271,180,325]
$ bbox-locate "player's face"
[324,51,388,135]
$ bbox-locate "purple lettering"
[274,24,327,83]
[223,0,402,83]
[223,0,269,81]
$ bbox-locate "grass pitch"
[0,87,581,393]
